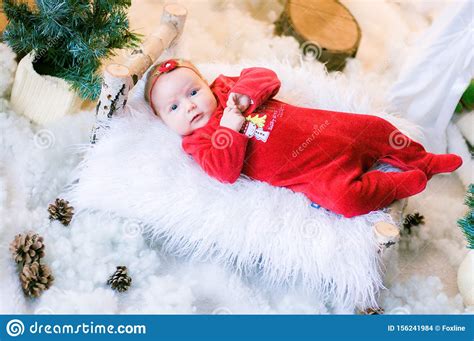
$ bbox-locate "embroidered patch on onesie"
[242,113,270,142]
[240,102,284,143]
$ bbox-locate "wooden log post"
[372,198,407,253]
[374,221,400,254]
[90,3,187,144]
[275,0,361,72]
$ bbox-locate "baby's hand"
[227,92,251,112]
[220,106,245,132]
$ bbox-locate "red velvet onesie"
[182,68,462,217]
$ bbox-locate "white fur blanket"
[67,60,418,312]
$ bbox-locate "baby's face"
[151,68,217,136]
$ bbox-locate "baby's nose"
[187,101,197,112]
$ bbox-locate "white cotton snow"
[0,43,16,98]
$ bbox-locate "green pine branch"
[2,0,141,101]
[458,184,474,249]
[2,0,34,24]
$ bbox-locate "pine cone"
[20,262,54,298]
[362,307,384,315]
[107,266,132,292]
[410,212,425,226]
[48,198,74,226]
[9,232,45,265]
[402,212,425,234]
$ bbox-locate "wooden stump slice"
[275,0,361,71]
[374,221,400,252]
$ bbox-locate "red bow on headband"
[157,59,178,74]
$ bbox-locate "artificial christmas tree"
[457,184,473,306]
[458,184,474,249]
[454,80,474,156]
[455,80,474,113]
[2,0,140,124]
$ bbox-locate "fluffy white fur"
[67,60,421,312]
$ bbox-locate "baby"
[145,59,462,218]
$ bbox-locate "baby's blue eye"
[170,104,178,111]
[190,89,198,96]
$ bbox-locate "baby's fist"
[220,106,245,132]
[227,92,251,112]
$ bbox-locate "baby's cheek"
[180,125,194,136]
[204,92,217,111]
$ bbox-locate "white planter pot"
[10,52,83,125]
[457,249,474,306]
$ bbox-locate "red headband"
[148,59,199,114]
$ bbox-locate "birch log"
[90,3,187,144]
[374,221,400,254]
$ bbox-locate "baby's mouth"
[191,113,202,123]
